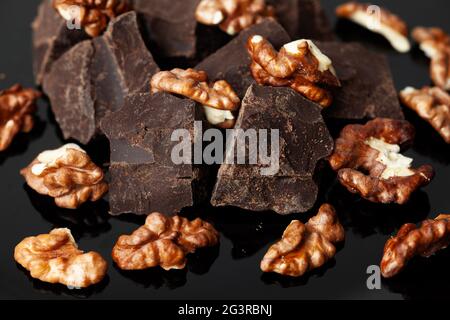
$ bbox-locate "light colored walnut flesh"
[112,212,220,271]
[20,143,108,209]
[260,204,345,277]
[14,228,107,288]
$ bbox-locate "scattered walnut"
[151,68,240,128]
[112,212,219,271]
[400,86,450,143]
[20,143,108,209]
[336,2,410,53]
[260,204,344,277]
[412,27,450,90]
[329,118,434,204]
[0,84,41,151]
[53,0,130,37]
[247,35,340,108]
[14,228,107,288]
[381,214,450,278]
[195,0,274,35]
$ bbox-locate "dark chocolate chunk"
[317,42,404,120]
[101,92,205,216]
[196,19,291,99]
[269,0,335,41]
[32,0,88,85]
[43,12,159,144]
[211,85,334,215]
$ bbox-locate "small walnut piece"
[195,0,274,35]
[261,204,344,277]
[336,2,410,53]
[400,86,450,143]
[0,84,41,151]
[151,68,240,128]
[381,214,450,278]
[53,0,130,37]
[329,118,434,204]
[14,228,107,288]
[412,27,450,90]
[20,143,108,209]
[112,212,219,271]
[247,35,340,108]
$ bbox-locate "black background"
[1,0,450,300]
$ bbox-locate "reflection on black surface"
[327,182,430,237]
[383,249,450,299]
[187,245,220,275]
[16,263,109,299]
[25,185,111,238]
[261,259,337,288]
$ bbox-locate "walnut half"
[20,143,108,209]
[14,228,107,288]
[260,204,345,277]
[112,212,220,271]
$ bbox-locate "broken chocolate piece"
[100,92,206,216]
[196,19,291,99]
[269,0,334,41]
[317,42,404,120]
[32,0,88,85]
[211,85,334,215]
[43,12,159,144]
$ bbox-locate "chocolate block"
[269,0,334,41]
[211,85,334,215]
[196,19,291,99]
[43,12,159,144]
[317,42,404,120]
[32,0,88,85]
[101,92,203,216]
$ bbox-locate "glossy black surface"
[1,0,449,300]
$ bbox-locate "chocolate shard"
[101,92,204,216]
[317,42,404,120]
[196,19,291,99]
[32,0,88,85]
[269,0,335,41]
[43,12,159,144]
[211,85,334,215]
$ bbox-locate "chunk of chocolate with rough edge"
[32,0,88,85]
[268,0,335,41]
[317,42,404,120]
[100,92,202,216]
[211,85,334,215]
[196,19,291,99]
[43,12,159,144]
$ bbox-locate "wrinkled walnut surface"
[260,204,344,277]
[329,118,434,204]
[14,228,107,288]
[0,84,41,151]
[21,143,108,209]
[247,35,340,108]
[381,214,450,278]
[112,212,220,271]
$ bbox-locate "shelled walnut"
[381,214,450,278]
[329,118,434,204]
[53,0,130,37]
[246,35,340,108]
[151,68,240,128]
[195,0,274,35]
[112,212,219,271]
[336,2,410,53]
[260,204,345,277]
[0,84,41,151]
[20,143,108,209]
[14,228,107,288]
[412,27,450,90]
[400,86,450,143]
